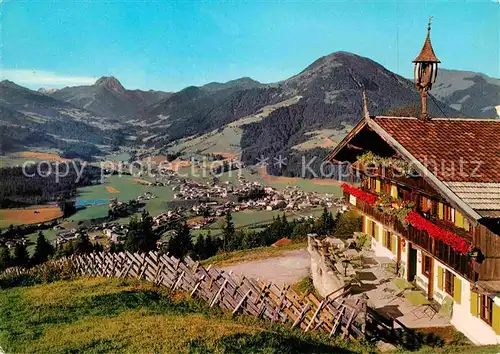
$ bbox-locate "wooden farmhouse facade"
[327,23,500,345]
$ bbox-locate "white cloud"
[0,69,97,88]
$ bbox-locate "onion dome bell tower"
[413,17,440,121]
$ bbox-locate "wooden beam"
[172,271,185,291]
[342,309,357,339]
[232,290,252,315]
[347,143,364,151]
[190,275,206,297]
[292,304,311,328]
[210,278,229,308]
[330,305,345,337]
[305,300,325,332]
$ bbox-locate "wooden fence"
[48,251,368,339]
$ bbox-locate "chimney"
[413,17,440,121]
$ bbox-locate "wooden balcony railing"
[355,182,474,242]
[345,192,475,281]
[354,165,438,196]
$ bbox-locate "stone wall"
[308,236,344,298]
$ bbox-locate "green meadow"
[0,278,372,353]
[69,175,176,221]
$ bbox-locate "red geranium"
[341,183,377,205]
[405,211,472,254]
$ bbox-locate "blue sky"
[2,0,498,91]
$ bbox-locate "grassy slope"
[201,241,308,267]
[0,278,372,354]
[1,277,498,353]
[0,149,65,168]
[292,124,354,152]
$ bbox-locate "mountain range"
[47,76,172,120]
[2,51,498,170]
[432,69,500,118]
[0,80,124,157]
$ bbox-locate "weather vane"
[428,16,433,32]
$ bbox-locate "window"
[384,230,392,250]
[420,195,433,215]
[444,270,455,296]
[443,205,454,223]
[363,177,370,190]
[390,184,398,199]
[422,254,431,278]
[480,294,493,325]
[463,218,471,232]
[382,182,391,196]
[370,221,376,238]
[400,188,412,203]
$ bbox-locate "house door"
[408,244,417,282]
[427,257,434,299]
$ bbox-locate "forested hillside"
[0,164,102,207]
[0,80,125,158]
[240,52,460,170]
[138,86,284,147]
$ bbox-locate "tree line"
[0,208,362,272]
[0,231,103,271]
[0,163,102,207]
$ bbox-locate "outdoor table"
[375,256,395,273]
[405,291,436,319]
[393,278,414,291]
[405,290,429,306]
[380,278,415,302]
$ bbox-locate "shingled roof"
[373,117,499,183]
[373,117,500,218]
[328,116,500,220]
[413,32,440,63]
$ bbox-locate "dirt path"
[218,248,310,286]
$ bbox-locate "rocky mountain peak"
[283,51,396,97]
[38,87,59,94]
[95,76,125,92]
[0,80,24,89]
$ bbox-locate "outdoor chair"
[422,305,437,320]
[437,297,454,319]
[380,278,414,302]
[382,287,406,302]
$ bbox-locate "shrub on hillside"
[0,258,77,288]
